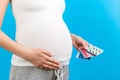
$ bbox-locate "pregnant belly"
[15,15,73,61]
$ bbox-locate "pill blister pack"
[76,43,104,60]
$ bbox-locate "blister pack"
[76,43,104,60]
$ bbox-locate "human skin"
[0,0,88,70]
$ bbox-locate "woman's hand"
[71,34,88,50]
[0,31,60,70]
[24,48,60,70]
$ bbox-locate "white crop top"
[11,0,73,66]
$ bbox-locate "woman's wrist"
[71,33,77,44]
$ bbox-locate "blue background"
[0,0,120,80]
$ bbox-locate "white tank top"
[11,0,73,66]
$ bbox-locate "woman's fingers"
[37,60,60,70]
[28,48,60,70]
[36,51,60,69]
[44,61,60,69]
[41,64,57,70]
[45,56,60,65]
[41,52,60,65]
[42,50,53,57]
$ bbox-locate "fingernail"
[59,65,62,68]
[59,67,62,68]
[51,53,54,56]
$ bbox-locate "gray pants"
[9,65,69,80]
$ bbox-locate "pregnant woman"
[0,0,88,80]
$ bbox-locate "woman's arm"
[0,0,30,61]
[0,0,9,26]
[0,0,60,69]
